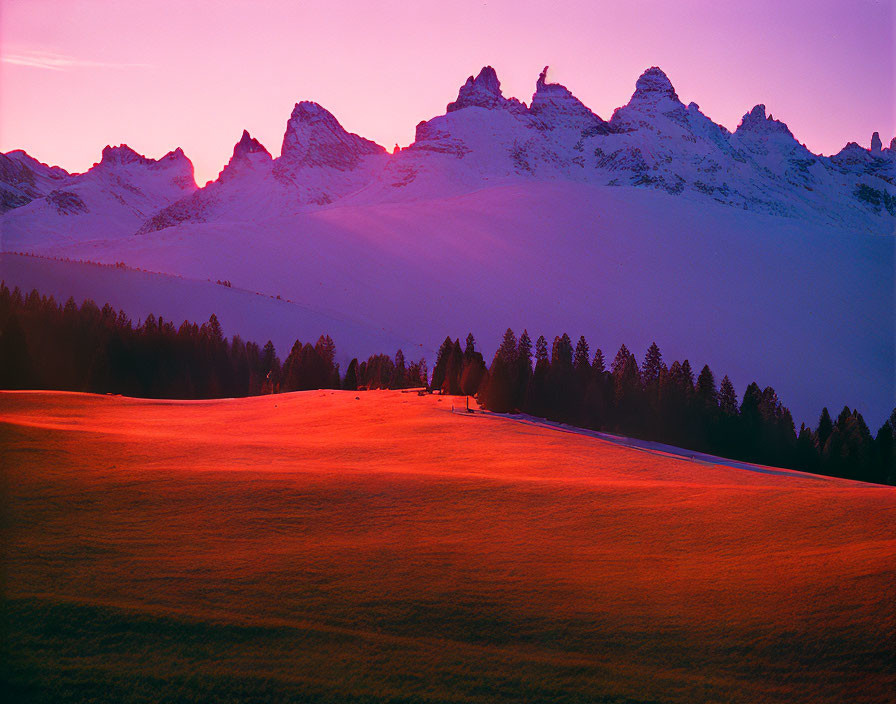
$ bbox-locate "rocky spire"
[871,131,882,152]
[734,104,794,138]
[446,66,523,113]
[233,130,271,158]
[529,66,607,129]
[216,130,272,182]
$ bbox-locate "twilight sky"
[1,0,892,185]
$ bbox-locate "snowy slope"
[0,150,70,212]
[0,253,431,368]
[6,182,892,428]
[1,145,197,249]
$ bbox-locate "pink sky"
[1,0,892,185]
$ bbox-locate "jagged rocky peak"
[735,104,794,137]
[4,150,70,178]
[100,144,148,166]
[280,101,385,170]
[609,66,686,130]
[0,150,72,213]
[233,130,271,158]
[535,65,551,92]
[631,66,680,103]
[871,132,882,152]
[216,130,272,183]
[98,144,192,175]
[831,141,876,166]
[446,66,524,113]
[529,66,606,128]
[158,147,194,169]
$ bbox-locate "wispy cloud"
[1,49,150,71]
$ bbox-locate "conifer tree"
[431,336,454,391]
[816,407,834,451]
[344,358,359,391]
[460,335,486,396]
[315,334,336,369]
[679,360,695,395]
[498,328,518,366]
[611,343,631,375]
[696,364,717,408]
[718,376,738,416]
[551,333,574,369]
[526,335,551,416]
[515,329,534,408]
[592,348,606,375]
[281,339,304,391]
[611,345,641,431]
[517,330,533,373]
[464,333,477,360]
[535,335,549,367]
[574,336,590,374]
[482,348,515,412]
[641,342,664,388]
[392,349,407,389]
[261,340,280,393]
[442,339,464,395]
[875,414,895,484]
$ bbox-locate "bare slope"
[2,390,894,703]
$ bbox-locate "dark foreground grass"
[4,599,671,704]
[1,390,894,703]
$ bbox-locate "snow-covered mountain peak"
[5,150,70,178]
[162,147,187,161]
[1,150,70,212]
[1,138,198,243]
[100,144,148,166]
[280,101,385,170]
[95,145,194,182]
[609,66,687,132]
[529,66,608,130]
[734,104,794,138]
[446,66,525,114]
[234,130,270,158]
[215,130,272,183]
[631,66,679,103]
[288,100,339,122]
[831,141,875,166]
[2,63,894,237]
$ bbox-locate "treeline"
[0,285,425,398]
[2,284,892,485]
[434,330,895,486]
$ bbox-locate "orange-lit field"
[1,390,894,703]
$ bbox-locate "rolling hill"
[2,389,894,703]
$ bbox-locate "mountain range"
[1,65,893,426]
[2,65,894,240]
